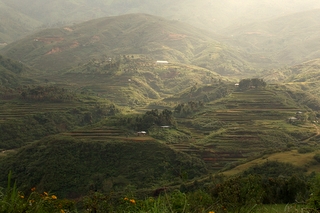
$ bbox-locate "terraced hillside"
[0,94,118,149]
[63,126,155,142]
[172,87,316,171]
[34,56,222,107]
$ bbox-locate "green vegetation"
[238,78,266,90]
[115,109,176,131]
[1,7,320,212]
[1,162,320,212]
[0,54,36,88]
[0,135,207,198]
[0,13,256,76]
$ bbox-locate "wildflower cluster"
[124,197,136,204]
[0,184,76,213]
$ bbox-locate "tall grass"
[0,172,76,213]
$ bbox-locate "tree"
[308,174,320,209]
[238,78,266,90]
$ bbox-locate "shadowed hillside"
[0,135,208,198]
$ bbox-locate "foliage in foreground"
[0,172,75,213]
[2,169,320,212]
[0,136,207,198]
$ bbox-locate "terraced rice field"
[63,126,156,142]
[40,72,147,106]
[174,89,309,170]
[170,142,246,171]
[0,101,76,122]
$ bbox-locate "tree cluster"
[20,86,76,102]
[0,55,26,74]
[118,109,176,131]
[238,78,266,90]
[174,101,204,117]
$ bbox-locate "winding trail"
[303,124,320,143]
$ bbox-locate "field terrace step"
[60,127,159,142]
[170,142,248,171]
[170,143,199,153]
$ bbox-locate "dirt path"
[303,124,320,143]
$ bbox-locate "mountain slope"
[0,54,36,87]
[0,1,41,44]
[0,14,254,76]
[224,9,320,67]
[2,0,320,36]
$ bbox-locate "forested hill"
[0,135,208,198]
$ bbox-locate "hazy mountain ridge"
[262,58,320,83]
[0,1,42,43]
[224,9,320,67]
[1,0,319,71]
[1,0,320,44]
[0,14,256,76]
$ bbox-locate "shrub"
[308,174,320,210]
[314,153,320,163]
[298,147,314,154]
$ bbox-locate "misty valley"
[1,1,320,212]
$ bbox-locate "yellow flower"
[209,211,215,213]
[124,197,129,201]
[51,195,57,200]
[20,195,25,199]
[130,199,136,204]
[43,192,48,196]
[60,210,66,213]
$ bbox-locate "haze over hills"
[1,0,320,71]
[2,0,320,208]
[1,0,320,44]
[223,9,320,67]
[0,1,41,43]
[0,14,256,76]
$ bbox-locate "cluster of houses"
[287,111,309,123]
[136,126,170,136]
[287,111,302,123]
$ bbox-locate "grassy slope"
[223,149,320,176]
